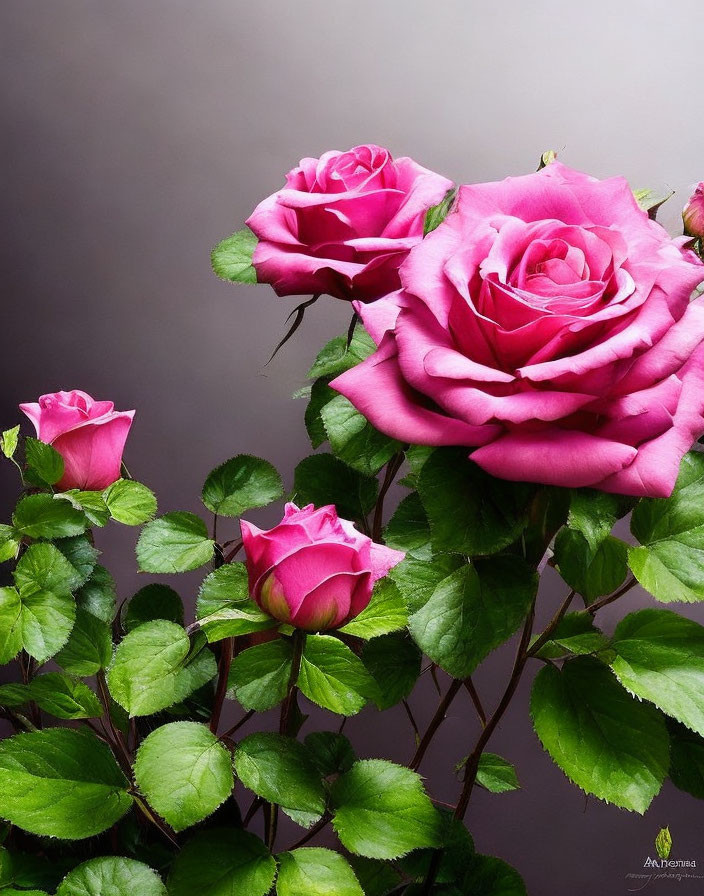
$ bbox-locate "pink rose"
[332,163,704,497]
[684,183,704,239]
[19,390,135,491]
[246,144,453,302]
[240,502,404,631]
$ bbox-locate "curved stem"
[526,589,575,658]
[463,677,487,727]
[410,678,463,772]
[372,452,404,542]
[454,602,536,821]
[587,576,637,615]
[210,637,234,734]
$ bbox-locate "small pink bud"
[240,502,405,631]
[683,183,704,239]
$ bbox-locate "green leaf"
[630,451,704,602]
[308,329,376,380]
[610,608,704,737]
[399,815,474,886]
[330,760,441,859]
[13,494,87,540]
[320,395,400,476]
[124,583,184,632]
[0,683,31,707]
[305,379,336,449]
[362,633,421,710]
[29,673,102,719]
[476,754,520,794]
[76,564,116,623]
[462,854,526,895]
[530,657,668,813]
[298,635,375,716]
[668,718,704,799]
[62,489,110,527]
[634,187,675,219]
[103,479,157,525]
[0,524,21,563]
[655,825,672,860]
[227,639,294,711]
[234,732,326,826]
[56,857,167,896]
[24,437,64,486]
[55,535,99,589]
[408,558,537,679]
[383,493,432,560]
[202,455,283,518]
[211,228,258,283]
[107,620,217,716]
[566,489,633,553]
[348,858,401,896]
[276,848,364,896]
[55,608,112,676]
[168,829,276,896]
[0,728,132,838]
[136,512,214,574]
[423,187,457,236]
[1,426,20,459]
[338,578,408,639]
[293,455,377,523]
[196,563,274,641]
[304,732,356,778]
[15,540,82,594]
[389,553,463,615]
[418,448,534,556]
[553,531,628,603]
[0,587,23,664]
[134,722,233,832]
[530,611,609,661]
[13,544,77,662]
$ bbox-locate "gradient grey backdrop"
[1,2,703,893]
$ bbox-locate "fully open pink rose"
[246,144,453,302]
[332,163,704,497]
[19,390,134,490]
[684,183,704,239]
[240,502,404,631]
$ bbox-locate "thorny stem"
[210,637,234,735]
[220,709,256,740]
[526,590,576,658]
[268,630,306,851]
[410,679,463,772]
[587,576,637,615]
[463,677,487,727]
[372,452,405,543]
[96,670,133,779]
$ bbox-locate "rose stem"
[372,452,405,542]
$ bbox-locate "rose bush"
[246,143,453,301]
[241,501,404,630]
[19,389,134,490]
[332,162,704,496]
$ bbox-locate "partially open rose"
[240,502,404,631]
[20,389,134,491]
[246,144,452,302]
[332,163,704,497]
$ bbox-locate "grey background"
[1,1,703,893]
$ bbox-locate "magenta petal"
[331,335,501,447]
[52,411,134,491]
[292,571,369,630]
[471,430,637,488]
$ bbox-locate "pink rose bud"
[240,502,405,631]
[19,390,135,491]
[683,183,704,239]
